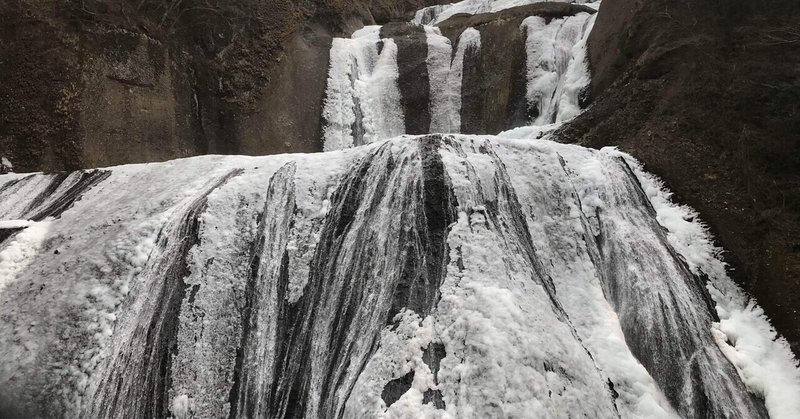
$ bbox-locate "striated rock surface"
[559,0,800,355]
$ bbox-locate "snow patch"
[0,220,51,295]
[170,394,192,418]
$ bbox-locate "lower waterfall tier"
[0,135,797,418]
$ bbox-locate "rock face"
[0,0,448,172]
[78,31,200,168]
[559,0,800,355]
[2,2,799,417]
[380,23,432,135]
[1,1,597,172]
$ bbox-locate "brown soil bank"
[0,0,447,172]
[559,0,800,354]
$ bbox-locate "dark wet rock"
[607,379,619,414]
[422,342,445,376]
[381,371,415,408]
[0,0,446,172]
[27,170,112,221]
[0,170,111,221]
[422,389,445,408]
[0,228,24,245]
[370,0,451,24]
[381,23,431,135]
[421,342,446,409]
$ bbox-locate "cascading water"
[1,1,799,419]
[322,27,405,151]
[322,1,597,149]
[521,12,595,124]
[2,137,797,418]
[424,26,475,134]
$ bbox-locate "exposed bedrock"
[0,0,448,172]
[380,23,432,135]
[1,1,594,172]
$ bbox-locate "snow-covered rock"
[0,135,795,418]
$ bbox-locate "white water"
[426,27,481,134]
[424,26,457,133]
[322,27,405,151]
[521,12,594,124]
[1,0,799,418]
[1,137,798,418]
[323,2,593,147]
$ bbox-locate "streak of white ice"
[323,27,404,151]
[615,149,800,419]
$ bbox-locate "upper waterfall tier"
[322,3,596,151]
[1,135,797,418]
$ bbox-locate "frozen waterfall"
[1,137,798,418]
[1,0,799,418]
[322,2,595,150]
[412,0,598,26]
[322,27,405,151]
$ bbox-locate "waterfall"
[1,136,798,418]
[521,12,595,124]
[1,0,799,418]
[322,27,404,151]
[412,0,599,26]
[426,27,481,134]
[322,2,597,147]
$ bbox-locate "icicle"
[439,28,481,133]
[521,12,592,125]
[322,27,404,151]
[556,13,597,122]
[425,27,457,133]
